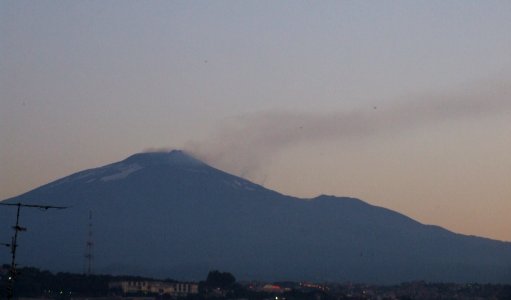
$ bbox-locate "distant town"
[1,265,510,300]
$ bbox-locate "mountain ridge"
[1,151,510,283]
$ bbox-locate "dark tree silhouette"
[205,270,236,289]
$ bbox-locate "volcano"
[1,150,510,283]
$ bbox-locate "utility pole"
[84,210,94,275]
[0,202,66,300]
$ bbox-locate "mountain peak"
[2,150,511,283]
[124,150,204,167]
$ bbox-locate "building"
[109,280,199,297]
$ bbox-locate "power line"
[0,202,66,300]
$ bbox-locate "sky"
[1,1,510,241]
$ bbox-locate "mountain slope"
[1,150,510,283]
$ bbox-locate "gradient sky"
[1,1,510,241]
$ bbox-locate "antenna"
[84,210,94,275]
[0,202,66,300]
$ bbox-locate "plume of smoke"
[142,147,175,153]
[185,78,511,180]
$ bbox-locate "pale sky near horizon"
[1,1,510,241]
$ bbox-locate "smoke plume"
[185,78,511,180]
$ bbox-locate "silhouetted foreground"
[1,265,511,300]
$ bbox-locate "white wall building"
[109,280,199,297]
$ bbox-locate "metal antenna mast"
[0,202,66,300]
[84,210,94,275]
